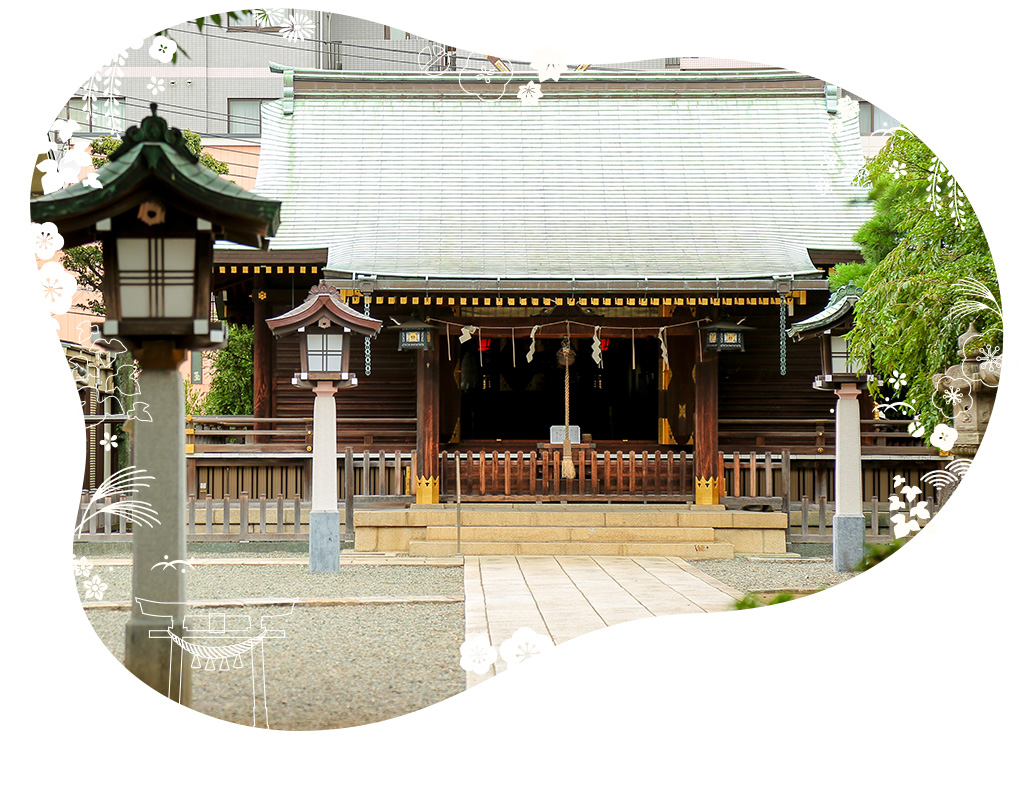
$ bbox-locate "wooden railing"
[441,450,700,502]
[720,418,925,455]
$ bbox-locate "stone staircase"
[353,503,789,558]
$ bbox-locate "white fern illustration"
[75,466,159,538]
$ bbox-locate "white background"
[5,2,1017,795]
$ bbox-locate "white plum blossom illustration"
[978,346,1002,372]
[147,77,165,95]
[73,556,93,578]
[33,222,64,258]
[457,53,514,102]
[907,418,926,438]
[943,386,963,406]
[889,370,908,390]
[280,13,314,41]
[889,159,908,179]
[930,423,958,452]
[149,35,177,63]
[530,48,567,82]
[459,634,497,675]
[39,261,78,315]
[100,432,118,452]
[517,81,544,106]
[499,627,554,668]
[82,574,109,600]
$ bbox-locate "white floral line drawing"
[927,156,966,225]
[151,555,194,571]
[75,466,159,538]
[889,474,932,539]
[460,627,554,675]
[136,599,294,727]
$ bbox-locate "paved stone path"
[463,555,743,685]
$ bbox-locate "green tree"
[88,130,228,174]
[203,324,255,416]
[829,128,1001,431]
[62,132,228,315]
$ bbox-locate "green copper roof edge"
[31,141,280,235]
[268,61,815,83]
[787,282,863,336]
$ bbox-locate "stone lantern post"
[267,282,381,571]
[789,284,870,571]
[31,105,281,701]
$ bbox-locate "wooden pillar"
[694,346,719,504]
[253,273,272,430]
[416,345,440,503]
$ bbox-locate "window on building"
[846,93,900,135]
[228,99,272,135]
[384,25,410,39]
[63,98,127,134]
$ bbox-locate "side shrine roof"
[788,282,862,339]
[232,69,873,282]
[266,281,382,338]
[31,105,281,249]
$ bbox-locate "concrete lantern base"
[832,514,865,572]
[125,617,191,703]
[309,510,341,572]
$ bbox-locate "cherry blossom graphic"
[147,77,165,96]
[459,634,497,675]
[499,627,554,668]
[82,574,109,600]
[72,556,94,578]
[517,81,544,106]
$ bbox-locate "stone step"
[425,525,717,543]
[407,540,735,558]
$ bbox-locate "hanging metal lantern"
[702,318,754,352]
[391,316,436,352]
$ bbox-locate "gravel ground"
[74,562,463,603]
[692,557,856,595]
[79,563,466,730]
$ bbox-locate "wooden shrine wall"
[272,327,417,448]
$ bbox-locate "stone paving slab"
[464,555,740,686]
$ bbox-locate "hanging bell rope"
[559,324,576,480]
